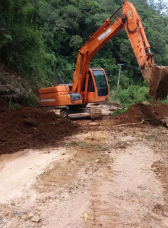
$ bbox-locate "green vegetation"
[0,0,168,105]
[112,106,129,116]
[111,82,151,106]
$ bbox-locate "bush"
[111,84,151,106]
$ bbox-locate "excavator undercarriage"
[60,104,102,120]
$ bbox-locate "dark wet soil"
[0,107,77,154]
[0,102,168,154]
[112,102,168,126]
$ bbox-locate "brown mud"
[0,107,77,154]
[0,102,168,227]
[0,102,168,155]
[111,102,168,126]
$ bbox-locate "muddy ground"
[0,102,168,228]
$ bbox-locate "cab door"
[87,68,110,103]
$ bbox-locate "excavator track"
[59,105,102,120]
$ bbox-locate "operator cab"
[91,69,109,96]
[82,68,109,103]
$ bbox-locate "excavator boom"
[72,1,168,100]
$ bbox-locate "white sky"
[154,0,168,3]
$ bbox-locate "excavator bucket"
[142,66,168,101]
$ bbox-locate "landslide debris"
[112,102,168,126]
[0,65,39,107]
[1,102,168,155]
[0,107,77,154]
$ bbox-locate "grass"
[111,106,129,116]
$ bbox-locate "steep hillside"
[0,65,39,108]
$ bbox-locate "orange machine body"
[39,68,109,107]
[39,1,157,108]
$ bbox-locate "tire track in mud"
[0,128,168,228]
[82,130,168,228]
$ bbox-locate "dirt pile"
[0,107,77,154]
[112,102,168,126]
[1,102,168,154]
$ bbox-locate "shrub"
[111,85,151,106]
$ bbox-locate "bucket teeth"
[142,66,168,101]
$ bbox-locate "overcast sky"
[154,0,168,3]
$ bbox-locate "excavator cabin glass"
[92,70,108,97]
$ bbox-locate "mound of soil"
[112,102,168,126]
[0,107,77,154]
[1,102,168,154]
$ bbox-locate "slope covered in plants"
[0,0,168,98]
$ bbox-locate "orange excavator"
[39,1,168,118]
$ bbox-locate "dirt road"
[0,103,168,227]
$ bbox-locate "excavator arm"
[72,1,168,100]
